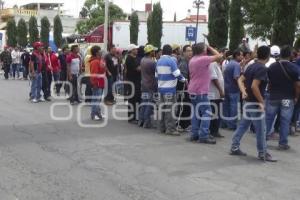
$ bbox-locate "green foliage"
[54,15,63,48]
[76,0,126,34]
[130,12,139,45]
[17,18,28,48]
[229,0,244,51]
[7,19,17,47]
[147,12,153,44]
[28,16,39,45]
[208,0,229,49]
[272,0,298,46]
[151,3,163,48]
[40,17,51,47]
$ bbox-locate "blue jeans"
[222,93,240,129]
[12,63,20,78]
[53,72,60,94]
[190,94,211,140]
[266,99,294,145]
[30,72,42,100]
[91,88,103,117]
[139,92,155,127]
[231,102,266,154]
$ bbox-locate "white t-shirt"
[266,57,276,68]
[208,62,224,100]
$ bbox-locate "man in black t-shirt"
[266,45,300,150]
[230,46,277,162]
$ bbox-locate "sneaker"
[45,98,51,102]
[277,144,290,151]
[258,152,277,162]
[230,148,247,156]
[198,137,217,145]
[138,121,144,127]
[31,99,38,103]
[188,136,199,142]
[211,132,225,138]
[165,131,181,136]
[176,126,185,133]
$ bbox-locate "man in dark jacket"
[0,46,12,80]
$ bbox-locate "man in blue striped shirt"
[156,44,186,135]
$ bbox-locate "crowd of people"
[1,38,300,163]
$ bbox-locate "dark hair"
[91,46,101,57]
[183,45,191,52]
[162,44,173,56]
[232,49,242,59]
[257,46,270,60]
[109,44,116,51]
[138,46,145,58]
[71,45,79,52]
[281,45,292,59]
[62,46,69,52]
[192,43,206,55]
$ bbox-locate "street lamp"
[193,0,205,44]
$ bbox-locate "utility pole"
[104,0,109,51]
[193,0,204,44]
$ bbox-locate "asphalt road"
[0,78,300,200]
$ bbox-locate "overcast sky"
[4,0,209,20]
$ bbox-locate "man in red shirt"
[46,47,61,96]
[90,46,106,120]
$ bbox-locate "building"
[0,0,80,34]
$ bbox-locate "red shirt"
[30,50,43,73]
[90,57,106,89]
[46,52,61,73]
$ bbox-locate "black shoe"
[211,132,225,138]
[258,152,277,162]
[230,148,247,156]
[45,97,51,102]
[198,137,216,144]
[188,136,199,142]
[277,144,290,151]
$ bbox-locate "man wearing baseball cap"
[266,45,280,67]
[138,44,157,128]
[125,44,141,123]
[29,42,44,103]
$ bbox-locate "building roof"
[179,15,207,23]
[19,0,64,6]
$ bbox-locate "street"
[0,78,300,200]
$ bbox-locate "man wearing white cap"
[125,44,141,123]
[266,45,280,67]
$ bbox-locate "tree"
[40,16,51,47]
[147,12,153,44]
[17,18,28,47]
[151,2,163,48]
[272,0,298,46]
[208,0,229,49]
[129,12,139,45]
[229,0,244,51]
[76,0,126,34]
[29,16,39,45]
[54,15,63,48]
[6,19,17,47]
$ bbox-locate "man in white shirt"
[11,47,22,79]
[208,60,225,138]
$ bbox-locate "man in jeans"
[67,45,82,105]
[223,50,244,130]
[138,44,157,128]
[29,42,44,103]
[156,44,186,136]
[188,43,222,144]
[230,46,276,162]
[266,45,300,150]
[0,46,12,80]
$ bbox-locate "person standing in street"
[266,45,300,150]
[138,44,157,129]
[29,42,44,103]
[46,47,61,96]
[125,44,141,123]
[0,46,12,80]
[67,45,82,105]
[84,46,93,103]
[208,59,225,138]
[90,46,106,121]
[188,43,222,144]
[156,44,186,136]
[222,49,244,130]
[21,49,31,80]
[230,45,277,162]
[11,47,22,79]
[58,46,69,95]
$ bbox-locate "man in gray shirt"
[138,45,157,128]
